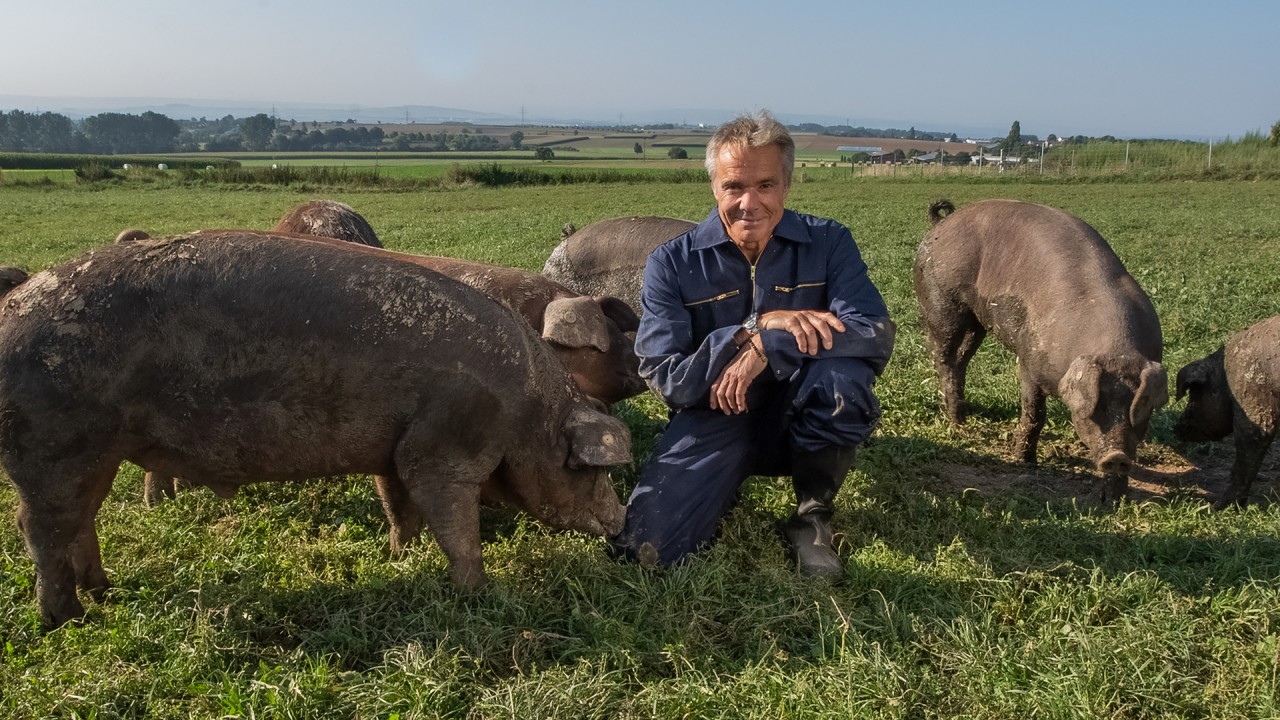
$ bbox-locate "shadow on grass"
[852,431,1280,597]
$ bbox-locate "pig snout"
[1097,450,1133,477]
[587,474,627,536]
[550,473,626,537]
[590,480,627,536]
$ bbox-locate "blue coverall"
[613,207,896,565]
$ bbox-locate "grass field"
[1,174,1279,718]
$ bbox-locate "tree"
[81,111,179,153]
[667,146,688,159]
[534,147,555,161]
[633,142,643,155]
[241,113,276,151]
[1270,120,1280,147]
[1003,120,1022,151]
[510,131,524,149]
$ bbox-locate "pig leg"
[392,396,503,588]
[15,500,83,627]
[1219,421,1274,509]
[1013,369,1047,465]
[413,479,486,589]
[143,471,177,506]
[14,459,118,628]
[921,303,986,424]
[71,521,110,603]
[372,473,425,556]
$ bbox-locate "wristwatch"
[741,312,760,336]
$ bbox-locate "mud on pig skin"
[0,231,631,628]
[913,198,1167,504]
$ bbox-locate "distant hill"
[0,95,515,125]
[0,94,1002,138]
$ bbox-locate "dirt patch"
[931,445,1278,507]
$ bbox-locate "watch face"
[744,313,759,332]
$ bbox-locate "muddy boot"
[783,444,857,578]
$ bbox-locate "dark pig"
[0,266,28,296]
[1174,315,1280,508]
[272,199,383,247]
[114,228,151,244]
[913,199,1167,503]
[0,232,630,628]
[542,215,695,316]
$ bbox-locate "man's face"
[711,143,790,250]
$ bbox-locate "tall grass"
[0,178,1278,718]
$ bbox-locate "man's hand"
[710,337,769,414]
[759,309,845,355]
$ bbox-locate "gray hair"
[704,110,796,185]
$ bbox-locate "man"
[612,110,895,577]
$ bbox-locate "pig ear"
[543,296,610,352]
[564,407,632,468]
[1131,362,1169,427]
[1058,356,1102,418]
[1175,359,1210,401]
[594,295,640,333]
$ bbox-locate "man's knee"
[790,357,881,449]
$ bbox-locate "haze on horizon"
[2,0,1276,141]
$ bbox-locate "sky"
[2,0,1277,140]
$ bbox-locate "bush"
[73,162,115,183]
[667,147,688,159]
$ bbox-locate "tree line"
[0,109,529,154]
[0,109,181,154]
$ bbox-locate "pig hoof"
[41,601,87,630]
[1211,493,1247,511]
[449,566,488,591]
[87,582,112,604]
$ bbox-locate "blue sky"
[2,0,1276,139]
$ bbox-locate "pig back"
[0,232,577,478]
[1224,315,1280,433]
[542,215,695,314]
[921,199,1161,367]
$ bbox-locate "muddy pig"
[542,215,695,317]
[142,228,646,505]
[272,199,383,247]
[914,199,1167,503]
[0,232,631,628]
[1174,315,1280,508]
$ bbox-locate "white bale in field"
[122,164,131,170]
[157,163,168,171]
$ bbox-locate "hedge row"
[0,153,241,170]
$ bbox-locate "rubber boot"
[783,444,857,578]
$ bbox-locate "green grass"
[1,176,1279,718]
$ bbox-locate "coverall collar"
[690,208,814,252]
